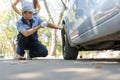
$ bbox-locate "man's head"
[22,6,34,20]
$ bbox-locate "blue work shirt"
[16,16,43,40]
[17,16,43,32]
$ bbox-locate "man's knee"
[41,49,48,57]
[34,41,48,57]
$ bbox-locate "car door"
[66,0,92,44]
[67,0,120,45]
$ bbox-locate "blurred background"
[0,0,64,58]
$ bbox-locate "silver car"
[61,0,120,60]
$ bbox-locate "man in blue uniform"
[14,5,61,60]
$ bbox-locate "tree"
[0,0,18,56]
[43,0,66,56]
[43,0,57,56]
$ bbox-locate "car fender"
[62,17,77,47]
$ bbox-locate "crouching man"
[14,5,61,60]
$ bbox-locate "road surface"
[0,59,120,80]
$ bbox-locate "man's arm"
[40,22,61,30]
[11,0,22,15]
[47,23,61,29]
[21,25,40,37]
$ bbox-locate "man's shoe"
[13,54,26,60]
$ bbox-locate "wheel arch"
[61,20,77,47]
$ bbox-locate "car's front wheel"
[61,29,78,60]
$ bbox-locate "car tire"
[61,29,78,60]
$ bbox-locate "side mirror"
[61,0,68,10]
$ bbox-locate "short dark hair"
[23,11,27,13]
[23,11,33,13]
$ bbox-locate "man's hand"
[21,25,41,37]
[58,26,63,30]
[40,22,48,28]
[39,22,63,30]
[57,25,63,30]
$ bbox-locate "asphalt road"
[0,59,120,80]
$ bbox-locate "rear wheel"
[61,29,78,60]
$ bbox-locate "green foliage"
[56,38,62,56]
[0,6,17,56]
[38,27,52,47]
[3,27,17,39]
[0,9,15,24]
[0,27,17,56]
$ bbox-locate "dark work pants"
[16,34,48,58]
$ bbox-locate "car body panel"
[63,0,120,47]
